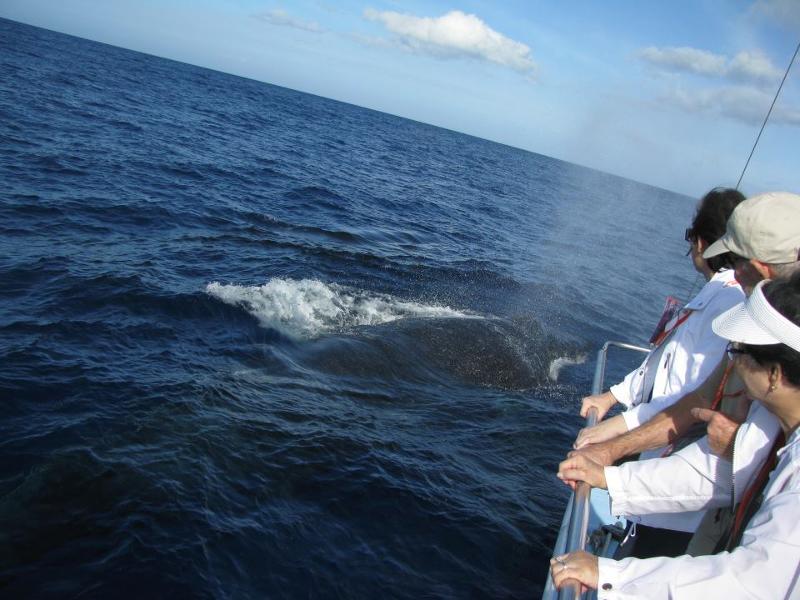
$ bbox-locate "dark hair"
[690,187,746,272]
[743,272,800,388]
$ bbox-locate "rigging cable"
[735,40,800,190]
[684,41,798,303]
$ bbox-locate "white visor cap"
[712,280,800,352]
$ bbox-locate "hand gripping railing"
[544,341,649,600]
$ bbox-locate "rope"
[736,41,800,190]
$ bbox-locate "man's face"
[729,255,764,295]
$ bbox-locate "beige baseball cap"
[703,191,800,263]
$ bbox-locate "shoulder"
[693,270,744,313]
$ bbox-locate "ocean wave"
[206,278,472,339]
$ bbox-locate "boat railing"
[543,340,650,600]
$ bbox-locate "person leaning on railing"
[572,187,747,556]
[551,274,800,598]
[578,188,745,428]
[570,192,800,507]
[569,192,800,555]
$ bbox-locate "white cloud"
[662,85,800,126]
[363,9,537,77]
[639,46,726,77]
[727,50,784,83]
[639,46,782,85]
[252,9,324,33]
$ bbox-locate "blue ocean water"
[0,17,697,598]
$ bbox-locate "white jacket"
[610,269,743,431]
[597,402,795,599]
[609,270,743,531]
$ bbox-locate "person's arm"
[571,389,709,466]
[620,356,729,431]
[574,414,628,449]
[572,358,729,465]
[603,436,732,516]
[593,491,800,599]
[559,436,730,513]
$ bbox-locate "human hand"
[568,441,617,469]
[550,550,599,593]
[574,415,627,449]
[691,408,742,459]
[557,452,608,491]
[580,391,618,420]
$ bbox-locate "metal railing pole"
[556,407,598,600]
[546,341,649,600]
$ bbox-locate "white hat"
[712,280,800,352]
[703,191,800,263]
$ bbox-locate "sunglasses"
[726,341,749,361]
[684,228,697,243]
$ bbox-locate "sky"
[2,0,798,197]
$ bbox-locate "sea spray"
[206,278,472,339]
[547,354,587,382]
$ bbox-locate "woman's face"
[689,239,706,274]
[733,350,773,404]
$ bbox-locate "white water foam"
[206,278,472,339]
[547,354,587,382]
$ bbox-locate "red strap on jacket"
[649,309,693,347]
[709,363,747,410]
[726,431,785,550]
[659,362,744,458]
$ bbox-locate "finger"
[689,391,712,409]
[556,461,580,479]
[711,412,742,426]
[691,407,715,423]
[574,435,594,450]
[557,458,582,476]
[554,571,576,590]
[550,554,567,567]
[573,429,587,449]
[557,467,588,484]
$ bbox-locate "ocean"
[0,17,697,599]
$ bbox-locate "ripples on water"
[0,17,695,598]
